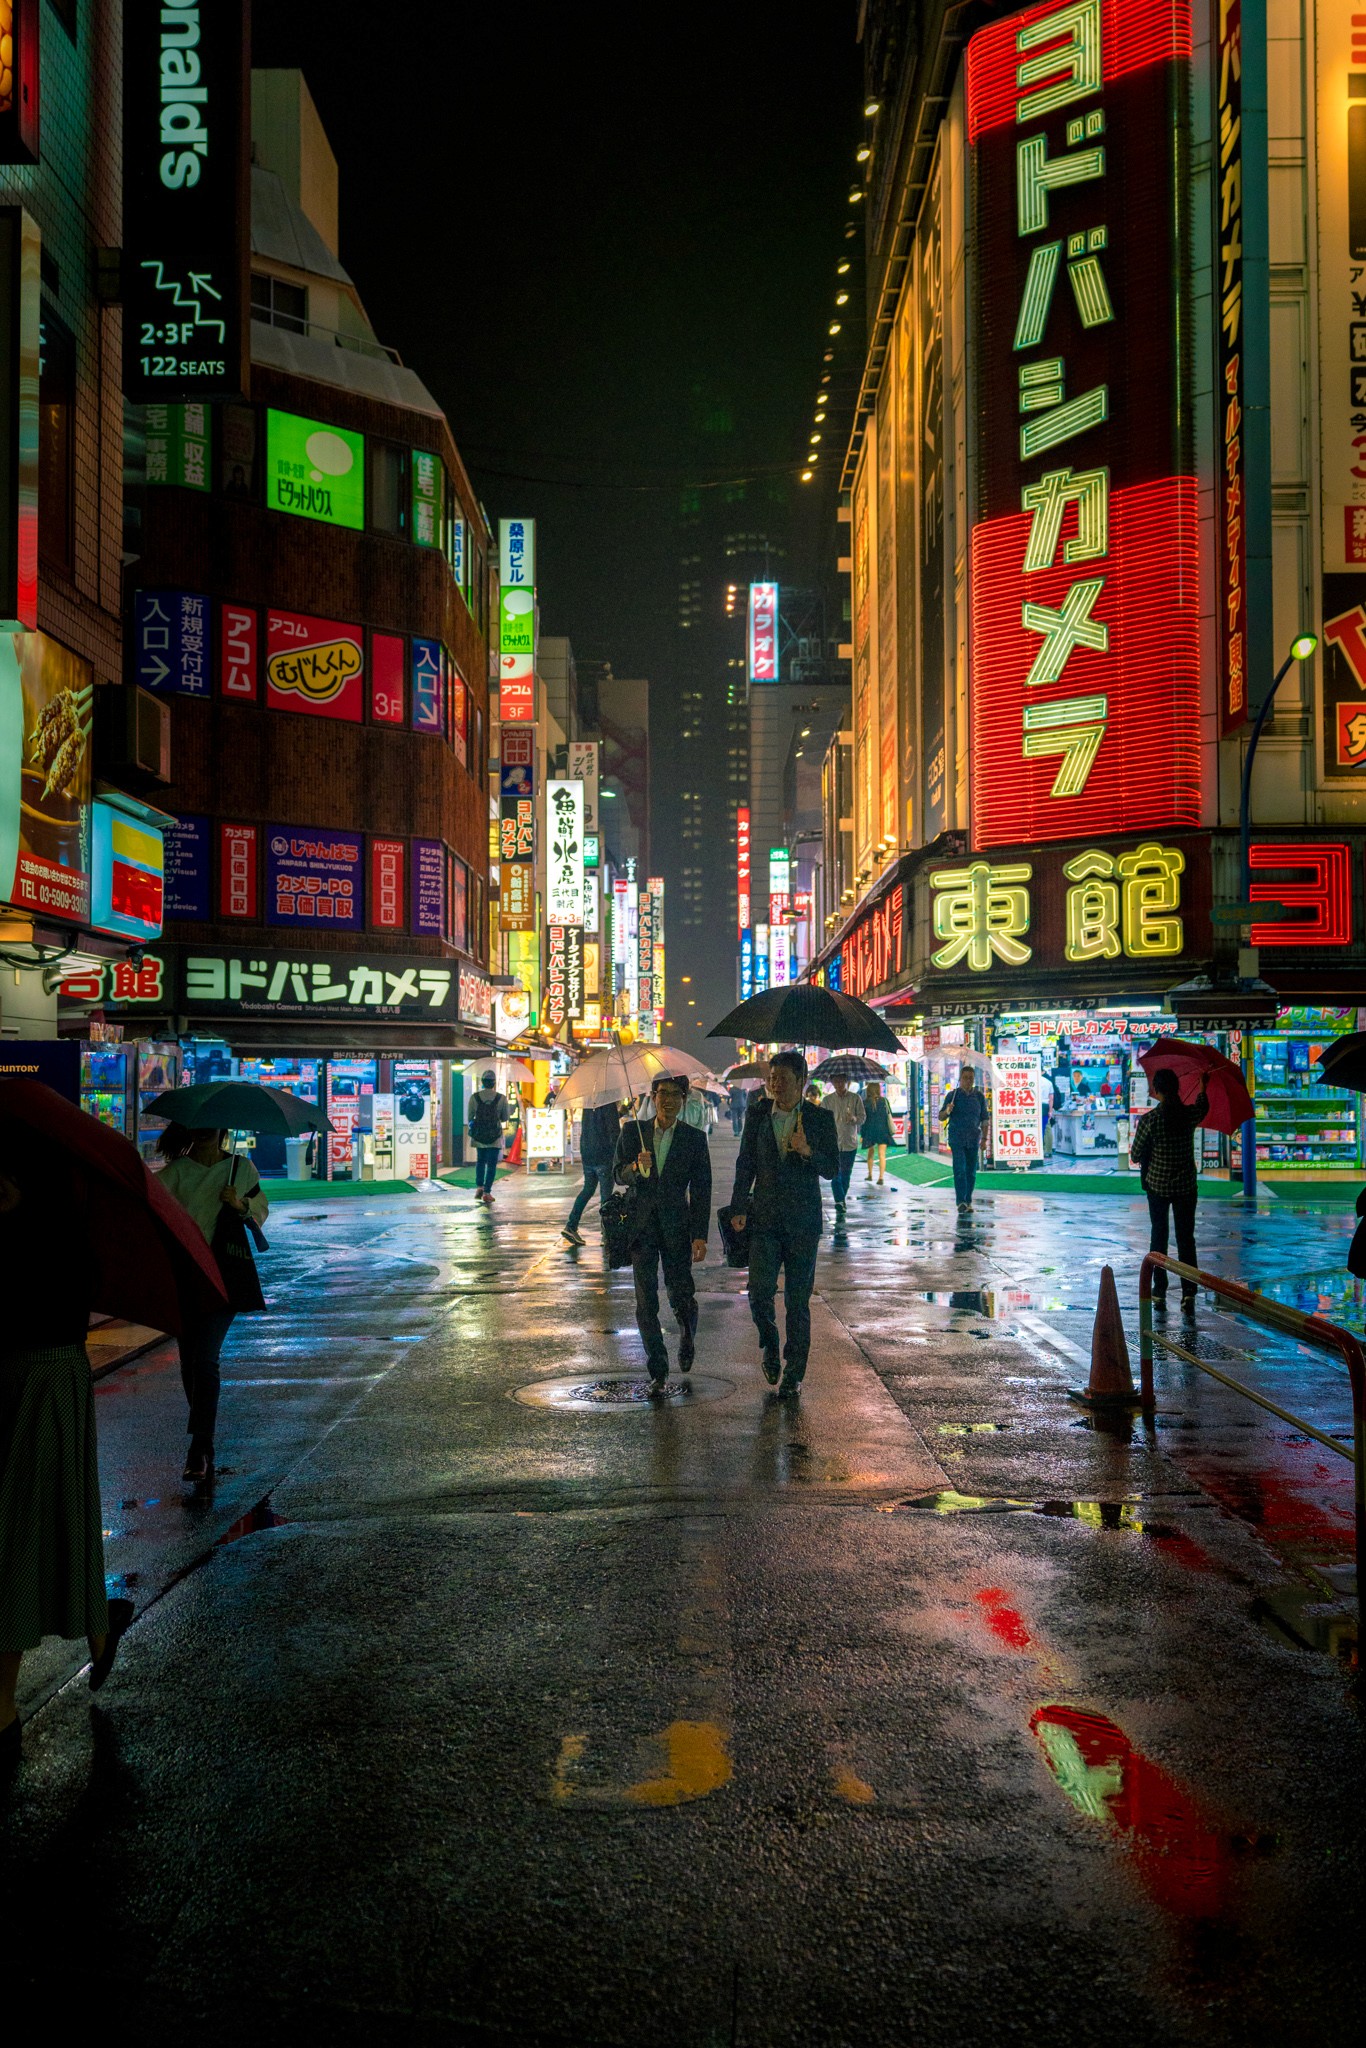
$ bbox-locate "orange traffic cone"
[1068,1264,1140,1407]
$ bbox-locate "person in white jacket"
[156,1124,269,1481]
[827,1078,866,1224]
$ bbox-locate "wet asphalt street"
[3,1138,1363,2046]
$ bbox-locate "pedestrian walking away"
[469,1071,509,1204]
[728,1083,750,1137]
[729,1050,839,1396]
[1130,1067,1209,1310]
[826,1074,865,1224]
[613,1075,711,1387]
[940,1065,988,1213]
[0,1121,133,1775]
[156,1124,269,1481]
[862,1079,893,1183]
[563,1098,623,1245]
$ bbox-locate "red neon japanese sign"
[967,0,1199,850]
[1248,842,1353,946]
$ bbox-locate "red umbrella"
[1135,1039,1253,1136]
[0,1078,227,1332]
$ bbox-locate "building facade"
[81,71,496,1178]
[813,0,1366,1183]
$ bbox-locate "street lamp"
[1235,631,1317,1201]
[1239,631,1318,896]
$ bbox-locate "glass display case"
[80,1043,132,1134]
[1252,1009,1361,1176]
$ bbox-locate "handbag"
[210,1157,267,1312]
[717,1205,751,1270]
[600,1189,637,1269]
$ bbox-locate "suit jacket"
[729,1096,839,1239]
[579,1102,622,1171]
[613,1118,712,1249]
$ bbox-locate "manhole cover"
[513,1373,734,1412]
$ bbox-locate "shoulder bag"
[210,1156,267,1313]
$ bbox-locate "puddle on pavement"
[883,1491,1180,1539]
[513,1374,734,1412]
[907,1287,1072,1315]
[217,1498,290,1544]
[937,1422,1011,1436]
[1031,1704,1243,1919]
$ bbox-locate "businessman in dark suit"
[614,1074,712,1387]
[729,1048,839,1395]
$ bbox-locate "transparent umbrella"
[554,1045,719,1110]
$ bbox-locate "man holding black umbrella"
[729,1051,840,1395]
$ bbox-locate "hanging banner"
[737,805,751,934]
[1214,0,1248,732]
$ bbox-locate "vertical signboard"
[220,601,258,700]
[852,443,876,871]
[736,804,751,934]
[747,582,779,683]
[966,0,1199,849]
[1214,0,1247,732]
[0,207,37,631]
[740,927,755,998]
[1318,5,1366,777]
[499,518,536,586]
[218,821,257,919]
[412,838,447,936]
[498,650,535,722]
[917,153,947,838]
[544,923,568,1030]
[370,632,404,723]
[123,0,250,401]
[546,778,584,926]
[136,590,211,696]
[411,449,443,549]
[567,739,599,830]
[875,375,899,846]
[370,837,405,930]
[563,924,585,1020]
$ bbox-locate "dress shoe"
[760,1345,781,1386]
[778,1372,803,1398]
[182,1444,213,1482]
[89,1598,135,1692]
[679,1332,695,1373]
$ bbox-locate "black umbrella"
[146,1081,334,1134]
[810,1053,891,1082]
[1314,1033,1366,1092]
[709,986,902,1055]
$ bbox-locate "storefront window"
[1251,1007,1361,1177]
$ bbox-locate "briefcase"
[600,1189,638,1269]
[717,1204,751,1270]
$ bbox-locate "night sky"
[253,4,862,697]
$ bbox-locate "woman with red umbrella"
[0,1081,225,1776]
[1130,1040,1244,1310]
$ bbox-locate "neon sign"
[967,0,1198,849]
[748,583,779,684]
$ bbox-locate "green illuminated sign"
[499,586,535,655]
[266,410,364,530]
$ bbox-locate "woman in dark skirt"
[862,1079,895,1185]
[0,1123,133,1774]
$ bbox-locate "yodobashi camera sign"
[123,0,250,401]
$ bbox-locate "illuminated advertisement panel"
[547,779,584,926]
[265,410,364,529]
[499,650,535,722]
[265,609,363,724]
[370,837,405,931]
[220,601,257,700]
[499,517,536,586]
[91,800,164,942]
[966,0,1198,850]
[748,582,779,683]
[0,629,92,924]
[0,207,38,631]
[736,805,751,934]
[265,824,362,931]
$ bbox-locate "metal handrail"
[1139,1252,1364,1570]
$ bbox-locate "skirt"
[0,1344,109,1652]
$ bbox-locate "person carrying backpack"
[468,1071,509,1205]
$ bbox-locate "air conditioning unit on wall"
[94,682,171,788]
